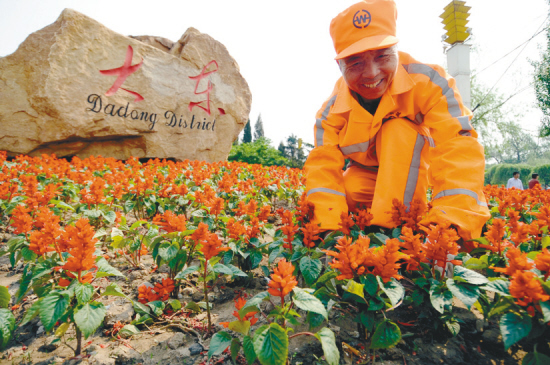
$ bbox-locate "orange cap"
[330,0,399,60]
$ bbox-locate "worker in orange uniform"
[304,0,490,241]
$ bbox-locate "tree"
[242,119,252,143]
[532,8,550,137]
[278,135,313,168]
[254,114,265,141]
[228,137,289,166]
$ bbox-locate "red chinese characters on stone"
[99,45,144,102]
[188,60,225,116]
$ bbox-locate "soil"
[0,225,531,365]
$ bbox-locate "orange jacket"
[304,51,490,240]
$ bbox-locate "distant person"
[529,173,541,189]
[506,171,523,190]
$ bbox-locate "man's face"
[514,173,520,179]
[339,46,399,101]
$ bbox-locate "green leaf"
[253,323,288,365]
[74,302,106,339]
[370,320,401,349]
[168,299,182,311]
[269,247,283,264]
[0,287,10,309]
[488,297,517,319]
[307,312,325,329]
[0,308,15,349]
[16,264,33,303]
[500,312,532,350]
[453,266,489,285]
[118,324,140,338]
[368,232,389,246]
[314,327,340,365]
[102,283,128,298]
[523,350,550,365]
[208,331,232,359]
[20,298,42,326]
[464,256,489,270]
[40,292,70,331]
[228,320,251,336]
[446,279,480,310]
[212,263,234,276]
[243,335,257,364]
[147,301,165,317]
[231,338,241,364]
[481,279,510,296]
[75,283,94,304]
[133,301,151,315]
[102,210,117,224]
[227,264,248,278]
[174,265,200,279]
[377,277,404,308]
[446,320,461,336]
[95,257,124,278]
[241,291,270,312]
[343,280,365,300]
[357,312,375,333]
[184,301,202,313]
[292,287,327,319]
[429,283,453,314]
[540,301,550,323]
[159,242,179,262]
[249,252,263,269]
[299,257,322,286]
[360,274,379,296]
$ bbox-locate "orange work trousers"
[343,117,431,228]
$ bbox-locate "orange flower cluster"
[62,218,98,282]
[10,205,33,237]
[324,235,408,282]
[535,248,550,281]
[338,211,355,236]
[138,278,176,303]
[420,219,462,271]
[219,296,259,328]
[300,222,322,248]
[479,219,510,256]
[509,271,550,310]
[80,177,106,208]
[29,207,61,256]
[295,193,314,224]
[279,210,298,251]
[388,198,427,230]
[268,259,298,302]
[226,218,246,240]
[153,210,187,233]
[200,231,230,261]
[399,226,426,271]
[492,246,533,276]
[354,208,373,231]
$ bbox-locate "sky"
[0,0,549,147]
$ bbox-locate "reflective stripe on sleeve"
[433,188,488,207]
[403,63,473,132]
[340,136,377,155]
[315,95,337,146]
[403,133,425,209]
[306,187,346,197]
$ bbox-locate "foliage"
[242,119,252,144]
[490,164,533,186]
[228,137,290,166]
[532,12,550,137]
[254,114,265,141]
[277,134,313,168]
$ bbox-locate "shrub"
[490,164,532,186]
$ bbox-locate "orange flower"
[355,208,373,231]
[62,218,98,282]
[200,232,230,261]
[58,278,72,287]
[399,226,426,271]
[268,259,298,302]
[258,205,272,222]
[535,247,550,281]
[153,210,187,233]
[190,222,209,243]
[480,219,510,256]
[300,222,322,248]
[295,193,314,224]
[10,205,33,236]
[338,211,355,236]
[509,271,550,307]
[531,205,550,230]
[29,230,56,256]
[222,296,259,327]
[226,218,247,240]
[492,246,533,276]
[323,236,376,280]
[153,278,176,301]
[138,285,160,304]
[373,238,409,282]
[421,219,462,272]
[509,222,531,246]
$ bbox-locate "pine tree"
[254,114,265,140]
[242,119,252,143]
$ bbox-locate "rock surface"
[0,9,251,162]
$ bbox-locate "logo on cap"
[353,9,372,29]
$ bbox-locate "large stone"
[0,9,251,162]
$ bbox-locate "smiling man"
[304,0,490,241]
